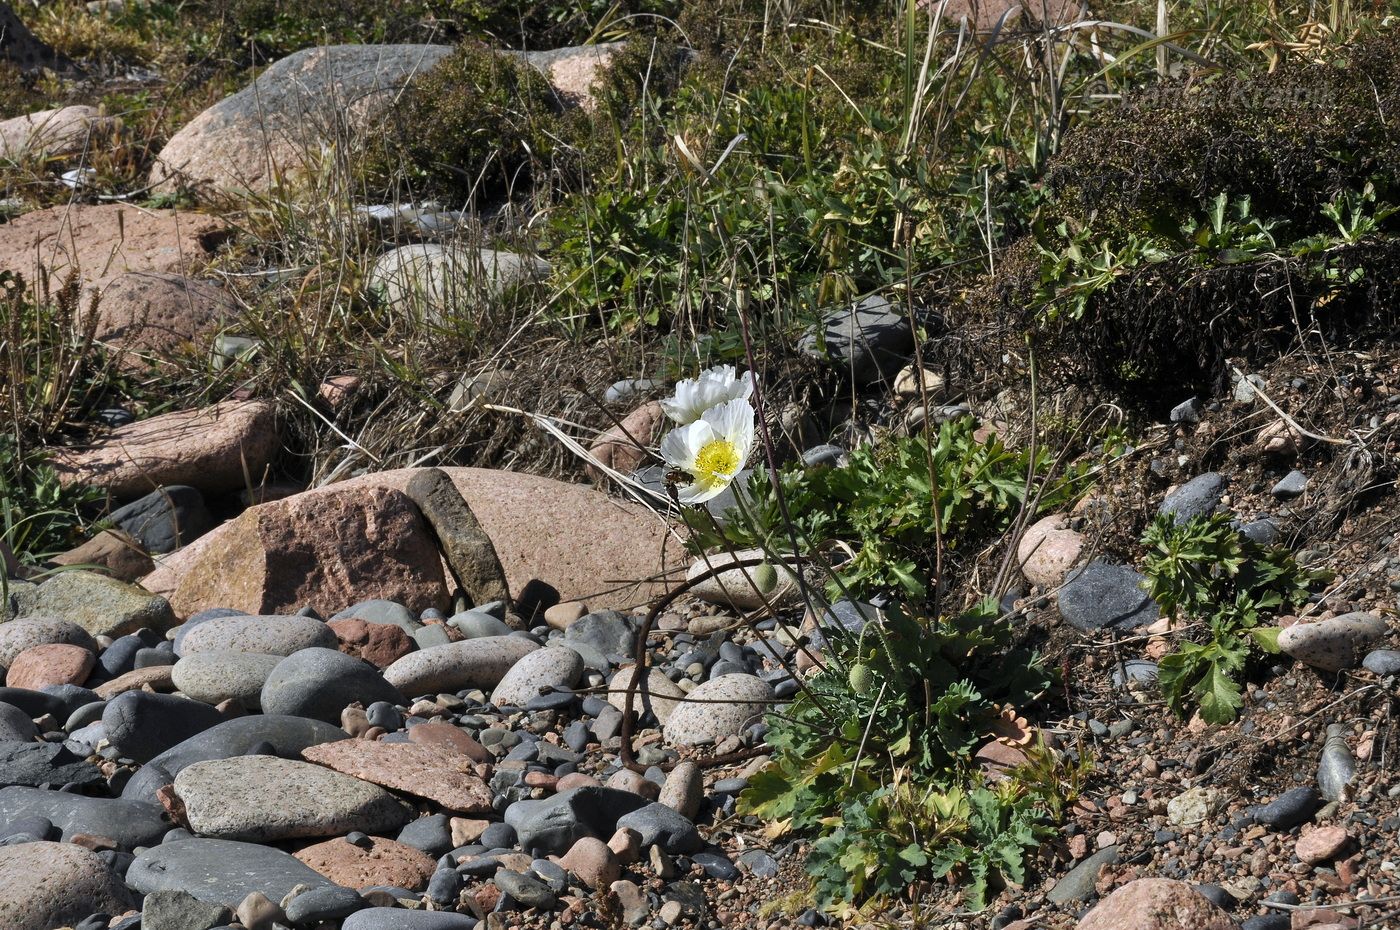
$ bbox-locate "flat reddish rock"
[328,619,415,668]
[293,835,436,891]
[405,722,492,763]
[302,740,493,813]
[165,484,448,617]
[5,643,93,689]
[52,400,277,500]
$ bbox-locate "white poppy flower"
[661,364,753,425]
[660,397,756,504]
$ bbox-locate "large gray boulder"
[150,44,455,195]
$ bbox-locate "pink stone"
[1295,826,1351,865]
[6,643,94,690]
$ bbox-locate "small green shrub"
[362,44,563,203]
[1141,512,1326,723]
[741,599,1064,909]
[0,439,103,563]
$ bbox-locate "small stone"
[406,722,491,763]
[1170,397,1202,424]
[1056,560,1159,632]
[1295,826,1351,865]
[300,740,493,813]
[685,550,798,610]
[282,885,368,924]
[236,891,284,930]
[1159,472,1226,524]
[560,836,621,889]
[1017,515,1086,588]
[0,841,133,930]
[606,769,660,800]
[294,836,437,891]
[0,619,97,669]
[664,674,772,746]
[1364,649,1400,676]
[260,647,404,724]
[543,602,588,631]
[382,636,539,697]
[606,665,686,724]
[616,802,701,854]
[171,651,283,710]
[607,827,642,864]
[327,619,415,668]
[1250,787,1321,830]
[1076,878,1236,930]
[492,647,583,708]
[610,878,649,926]
[177,614,338,657]
[1272,470,1308,499]
[1167,786,1224,827]
[138,888,232,930]
[494,867,558,909]
[5,643,93,689]
[657,761,702,820]
[1278,612,1388,673]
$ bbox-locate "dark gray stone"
[0,701,37,742]
[0,786,168,849]
[1363,649,1400,676]
[404,467,510,608]
[1110,660,1159,688]
[495,868,558,909]
[738,848,779,878]
[1241,917,1291,930]
[0,813,53,840]
[259,647,403,724]
[799,294,914,383]
[108,485,214,554]
[1057,561,1159,632]
[1159,472,1226,524]
[397,813,453,856]
[1169,397,1201,424]
[1046,846,1119,904]
[1271,470,1308,499]
[121,715,347,801]
[103,691,224,764]
[800,444,848,468]
[565,611,634,658]
[283,885,368,923]
[127,838,340,907]
[0,741,102,787]
[1240,518,1281,546]
[1249,786,1320,830]
[99,630,161,678]
[692,850,739,880]
[479,822,516,850]
[616,802,701,854]
[504,786,649,856]
[0,686,74,719]
[426,866,463,904]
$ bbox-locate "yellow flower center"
[693,438,741,484]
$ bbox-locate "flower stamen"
[693,438,741,484]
